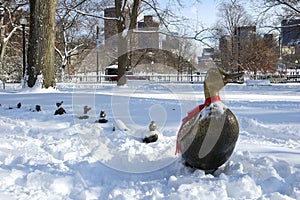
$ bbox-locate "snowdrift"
[0,83,299,199]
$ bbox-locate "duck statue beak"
[219,68,244,85]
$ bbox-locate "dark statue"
[176,67,244,171]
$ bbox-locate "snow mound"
[246,79,271,86]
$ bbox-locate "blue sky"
[161,0,254,27]
[181,0,219,26]
[172,1,221,51]
[157,0,220,27]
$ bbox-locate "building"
[280,19,300,71]
[100,7,195,75]
[104,8,160,49]
[281,19,300,46]
[135,15,160,49]
[198,48,214,62]
[196,48,216,72]
[235,26,256,38]
[218,26,257,71]
[104,8,160,50]
[162,32,179,53]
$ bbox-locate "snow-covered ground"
[0,81,299,200]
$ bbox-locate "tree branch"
[276,0,300,14]
[71,8,117,20]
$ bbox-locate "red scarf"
[175,96,221,154]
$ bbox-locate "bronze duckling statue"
[176,67,244,171]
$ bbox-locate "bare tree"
[0,1,28,87]
[213,0,254,71]
[114,0,140,86]
[239,34,278,78]
[246,0,300,34]
[255,0,300,72]
[110,0,205,85]
[55,0,112,81]
[174,37,197,75]
[217,1,252,36]
[66,0,209,85]
[259,0,300,19]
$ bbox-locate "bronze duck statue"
[176,67,244,171]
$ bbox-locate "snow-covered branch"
[54,47,63,60]
[68,43,85,56]
[3,26,20,44]
[0,26,23,63]
[72,9,117,20]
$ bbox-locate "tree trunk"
[115,0,126,86]
[0,9,5,84]
[27,0,37,87]
[114,0,140,86]
[117,36,128,86]
[28,0,58,88]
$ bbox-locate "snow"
[0,82,299,199]
[122,28,128,38]
[246,79,271,86]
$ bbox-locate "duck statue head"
[176,67,244,172]
[204,67,244,98]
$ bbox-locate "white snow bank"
[246,79,271,86]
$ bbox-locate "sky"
[181,0,219,27]
[157,0,222,52]
[185,1,221,53]
[157,0,220,28]
[164,0,255,28]
[158,0,259,53]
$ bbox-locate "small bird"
[149,121,157,132]
[56,101,63,107]
[95,118,108,123]
[83,106,91,114]
[54,107,66,115]
[100,110,106,119]
[17,102,22,109]
[35,105,41,112]
[143,134,158,143]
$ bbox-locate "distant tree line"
[211,0,300,77]
[0,0,299,87]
